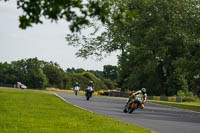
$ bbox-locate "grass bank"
[149,100,200,112]
[0,88,151,133]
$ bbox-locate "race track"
[56,93,200,133]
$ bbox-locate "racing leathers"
[126,90,147,109]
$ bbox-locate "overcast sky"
[0,1,118,71]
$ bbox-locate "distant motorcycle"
[74,86,80,96]
[123,97,144,113]
[85,86,94,100]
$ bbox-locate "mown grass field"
[0,87,151,133]
[149,100,200,112]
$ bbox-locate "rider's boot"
[140,103,144,109]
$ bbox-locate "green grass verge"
[149,100,200,112]
[0,88,151,133]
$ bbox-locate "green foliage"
[177,90,185,97]
[1,58,49,89]
[103,79,116,90]
[182,97,196,102]
[0,58,117,90]
[88,70,104,80]
[63,74,73,90]
[103,65,118,81]
[0,62,17,84]
[66,67,86,74]
[185,92,194,97]
[2,0,200,96]
[94,0,200,96]
[66,0,200,96]
[177,90,194,97]
[82,72,97,81]
[81,72,106,90]
[43,62,64,89]
[63,72,107,90]
[3,0,112,32]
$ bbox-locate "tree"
[19,58,48,88]
[66,0,200,95]
[88,70,104,79]
[118,0,200,95]
[103,65,118,81]
[0,62,17,84]
[3,0,111,32]
[42,61,64,89]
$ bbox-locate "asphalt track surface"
[56,93,200,133]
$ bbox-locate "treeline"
[66,0,200,97]
[0,57,199,97]
[0,58,117,90]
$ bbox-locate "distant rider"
[74,82,80,95]
[126,88,147,109]
[74,82,80,89]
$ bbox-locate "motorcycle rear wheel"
[128,103,137,113]
[123,104,128,113]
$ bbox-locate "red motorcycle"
[123,97,145,113]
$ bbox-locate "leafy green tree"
[66,0,200,96]
[3,0,111,32]
[88,70,104,79]
[42,62,64,89]
[0,62,17,84]
[103,65,118,81]
[20,58,48,88]
[66,67,77,74]
[66,67,86,74]
[0,58,49,89]
[103,79,116,90]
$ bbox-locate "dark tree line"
[66,65,118,81]
[0,58,117,90]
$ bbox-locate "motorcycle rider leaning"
[126,88,147,109]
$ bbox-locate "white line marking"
[54,93,94,113]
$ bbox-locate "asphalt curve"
[56,93,200,133]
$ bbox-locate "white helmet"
[141,88,146,93]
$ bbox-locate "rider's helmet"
[141,88,146,93]
[75,82,79,86]
[88,80,94,87]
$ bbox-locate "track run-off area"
[56,93,200,133]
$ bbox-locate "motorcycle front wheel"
[86,92,90,100]
[74,91,78,96]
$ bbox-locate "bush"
[63,72,108,91]
[182,97,196,102]
[103,79,115,90]
[185,91,194,97]
[177,90,185,97]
